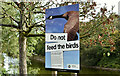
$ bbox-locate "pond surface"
[3,53,19,74]
[2,53,120,75]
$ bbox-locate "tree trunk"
[19,2,27,75]
[19,33,27,75]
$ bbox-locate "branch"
[33,11,45,14]
[14,2,20,8]
[80,33,91,39]
[35,2,50,8]
[25,22,45,35]
[26,34,45,37]
[80,17,109,39]
[1,7,20,24]
[25,2,39,10]
[34,20,45,25]
[0,16,5,19]
[0,24,18,29]
[9,15,19,24]
[35,24,45,28]
[103,45,111,48]
[2,2,20,11]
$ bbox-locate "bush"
[81,46,103,66]
[97,56,120,69]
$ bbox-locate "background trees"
[0,1,120,75]
[80,1,120,68]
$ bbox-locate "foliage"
[97,56,120,69]
[0,1,80,59]
[0,2,46,57]
[34,39,45,56]
[0,2,48,74]
[81,45,103,66]
[0,1,120,74]
[80,1,120,68]
[2,27,19,57]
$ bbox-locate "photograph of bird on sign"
[46,4,79,41]
[45,4,80,72]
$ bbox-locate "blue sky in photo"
[63,50,79,70]
[45,52,51,68]
[45,4,79,33]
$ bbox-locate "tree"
[79,1,120,68]
[0,2,46,75]
[79,1,119,51]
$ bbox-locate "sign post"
[52,71,57,76]
[45,4,80,73]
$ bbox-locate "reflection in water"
[3,53,19,74]
[2,53,120,75]
[28,57,52,74]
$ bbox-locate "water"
[3,53,19,74]
[2,53,120,75]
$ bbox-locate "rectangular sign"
[45,4,80,72]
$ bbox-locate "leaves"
[1,2,47,58]
[80,1,120,68]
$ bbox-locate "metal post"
[52,71,57,76]
[118,1,120,30]
[87,0,93,2]
[118,1,120,15]
[71,73,77,76]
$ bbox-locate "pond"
[2,53,120,75]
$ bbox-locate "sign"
[45,4,80,72]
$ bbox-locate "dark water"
[2,53,120,75]
[28,56,120,76]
